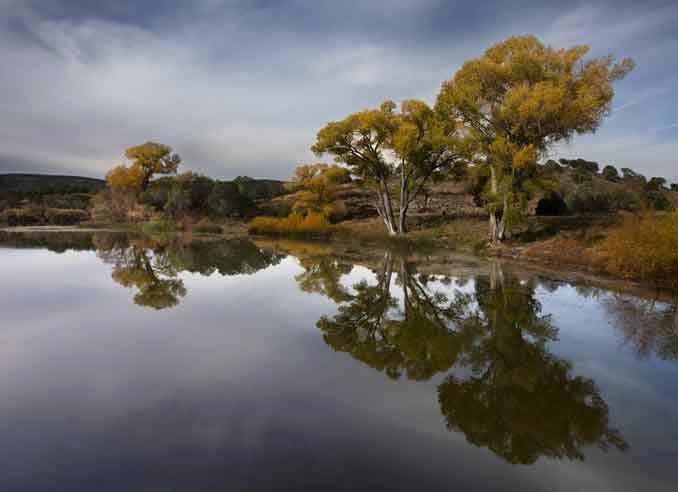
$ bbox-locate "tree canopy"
[435,35,634,242]
[312,100,466,235]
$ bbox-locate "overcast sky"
[1,0,677,181]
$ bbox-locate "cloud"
[0,0,677,180]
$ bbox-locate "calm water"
[1,231,677,492]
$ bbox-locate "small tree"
[312,100,465,236]
[602,165,620,181]
[646,176,668,191]
[436,35,633,243]
[125,142,181,191]
[290,164,350,217]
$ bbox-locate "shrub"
[44,208,89,225]
[609,189,640,211]
[0,207,44,226]
[647,191,671,211]
[595,212,678,286]
[535,192,567,216]
[601,165,619,181]
[206,182,253,217]
[248,211,331,237]
[566,185,612,214]
[193,218,222,234]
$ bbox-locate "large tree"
[435,35,634,243]
[312,100,465,236]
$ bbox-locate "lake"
[0,230,677,491]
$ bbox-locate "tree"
[602,165,619,181]
[621,167,646,185]
[312,100,465,236]
[124,142,181,191]
[436,35,634,243]
[290,163,350,218]
[646,176,668,191]
[106,164,145,190]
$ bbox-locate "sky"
[1,0,677,182]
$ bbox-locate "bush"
[566,186,612,214]
[595,213,678,286]
[44,208,89,225]
[248,212,331,237]
[0,207,44,226]
[206,182,253,217]
[601,165,619,181]
[193,218,222,234]
[535,192,567,216]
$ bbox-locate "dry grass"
[594,212,678,287]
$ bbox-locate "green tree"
[602,165,620,181]
[436,35,633,243]
[312,100,465,236]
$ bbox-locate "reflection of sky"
[0,247,677,491]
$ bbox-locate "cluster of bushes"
[93,172,288,226]
[596,212,678,287]
[0,207,89,226]
[248,211,331,237]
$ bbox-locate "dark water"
[1,231,677,492]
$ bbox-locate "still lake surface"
[0,230,677,491]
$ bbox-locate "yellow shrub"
[595,212,678,286]
[248,211,331,236]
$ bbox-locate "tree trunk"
[375,180,397,236]
[488,165,507,244]
[398,168,408,236]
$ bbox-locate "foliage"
[312,99,466,236]
[559,158,600,174]
[289,163,350,220]
[125,142,181,191]
[646,177,668,191]
[566,185,613,214]
[435,35,633,242]
[595,212,678,286]
[233,176,288,200]
[0,206,89,226]
[248,211,331,237]
[601,165,619,181]
[535,191,567,216]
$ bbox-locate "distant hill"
[0,174,105,195]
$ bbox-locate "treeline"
[507,157,677,217]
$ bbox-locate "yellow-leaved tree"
[106,142,181,192]
[435,35,634,243]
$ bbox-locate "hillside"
[0,173,105,195]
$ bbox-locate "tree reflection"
[310,254,628,464]
[316,252,463,380]
[438,267,627,464]
[605,295,678,360]
[95,235,284,309]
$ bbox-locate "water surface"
[0,231,677,491]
